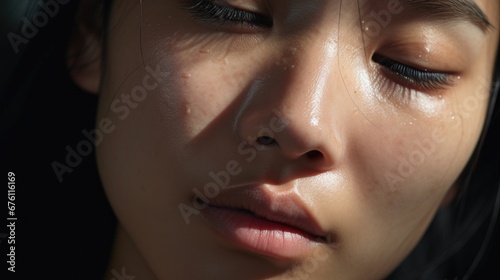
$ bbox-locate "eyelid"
[213,0,261,14]
[373,54,449,76]
[184,0,273,28]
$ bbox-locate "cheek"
[100,31,250,144]
[339,61,490,205]
[95,29,262,214]
[306,100,487,277]
[350,99,485,209]
[168,57,249,139]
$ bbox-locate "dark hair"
[1,1,115,279]
[1,1,498,279]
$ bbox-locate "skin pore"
[70,0,499,279]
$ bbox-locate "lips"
[198,186,332,259]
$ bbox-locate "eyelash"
[184,0,273,28]
[372,53,453,94]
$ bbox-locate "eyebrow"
[398,0,492,32]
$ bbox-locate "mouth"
[198,186,333,259]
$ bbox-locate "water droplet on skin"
[199,49,210,54]
[182,73,192,79]
[185,105,191,115]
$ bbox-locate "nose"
[233,39,341,175]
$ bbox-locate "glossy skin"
[71,0,499,279]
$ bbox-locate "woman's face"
[91,0,499,279]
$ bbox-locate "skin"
[70,0,499,279]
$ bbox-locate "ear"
[66,2,103,94]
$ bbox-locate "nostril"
[306,150,323,160]
[257,136,277,146]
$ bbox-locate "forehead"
[358,0,499,31]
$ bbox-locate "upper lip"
[199,185,331,242]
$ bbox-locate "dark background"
[1,1,116,279]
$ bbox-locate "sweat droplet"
[182,73,192,79]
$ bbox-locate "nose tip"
[273,118,336,171]
[237,109,337,173]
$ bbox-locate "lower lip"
[202,206,323,259]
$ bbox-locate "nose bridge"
[279,36,337,129]
[270,32,338,140]
[234,32,340,165]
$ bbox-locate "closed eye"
[372,53,453,91]
[184,0,273,28]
